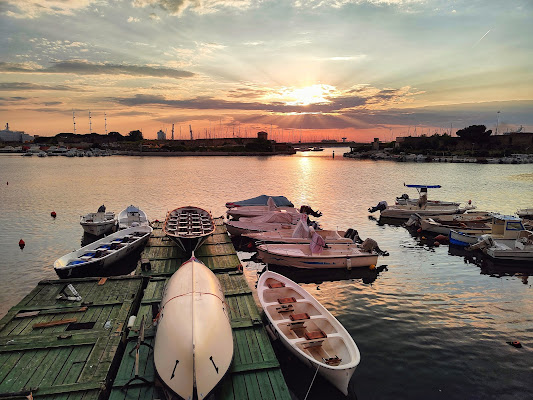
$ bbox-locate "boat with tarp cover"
[225,211,303,236]
[225,194,294,208]
[226,196,299,220]
[163,206,215,255]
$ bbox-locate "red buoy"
[417,228,422,233]
[435,234,448,242]
[434,241,440,247]
[19,239,25,249]
[507,341,522,348]
[51,211,57,218]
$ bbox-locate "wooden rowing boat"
[163,206,215,255]
[154,257,233,399]
[257,270,360,395]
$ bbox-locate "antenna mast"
[72,110,76,134]
[104,112,107,134]
[89,111,92,134]
[189,124,193,140]
[171,124,174,140]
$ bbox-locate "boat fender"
[369,264,376,270]
[51,211,57,218]
[507,341,522,348]
[435,234,448,242]
[434,241,440,247]
[346,258,352,270]
[18,239,25,249]
[417,228,422,233]
[127,315,136,328]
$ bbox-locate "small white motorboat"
[257,236,378,269]
[469,230,533,263]
[227,196,299,220]
[162,206,215,254]
[117,205,149,229]
[517,208,533,219]
[451,215,526,247]
[154,256,233,399]
[370,184,475,220]
[243,218,356,245]
[80,205,117,236]
[54,225,152,278]
[415,216,492,236]
[225,211,303,236]
[257,270,360,395]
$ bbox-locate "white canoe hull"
[257,244,378,269]
[154,257,233,399]
[54,225,152,278]
[258,271,360,395]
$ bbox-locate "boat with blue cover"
[54,225,152,278]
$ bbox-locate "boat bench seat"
[305,330,327,340]
[290,313,310,321]
[278,297,296,304]
[268,282,285,289]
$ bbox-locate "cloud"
[2,0,97,19]
[149,12,160,20]
[131,0,253,16]
[128,16,141,23]
[0,82,75,91]
[0,61,195,79]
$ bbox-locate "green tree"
[456,125,492,142]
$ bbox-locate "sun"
[282,84,335,106]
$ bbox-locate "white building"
[157,129,166,141]
[0,123,34,142]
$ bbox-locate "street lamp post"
[496,111,500,135]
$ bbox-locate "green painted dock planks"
[0,276,143,399]
[111,220,291,400]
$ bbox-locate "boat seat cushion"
[289,313,310,321]
[268,282,285,289]
[278,297,296,304]
[305,330,327,340]
[323,356,342,366]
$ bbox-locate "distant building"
[0,123,34,142]
[157,130,166,141]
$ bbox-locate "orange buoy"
[507,341,522,348]
[435,234,448,242]
[51,211,57,218]
[19,239,25,249]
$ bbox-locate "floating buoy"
[507,341,522,348]
[19,239,25,249]
[435,234,448,242]
[417,228,422,233]
[246,241,253,249]
[434,241,440,247]
[421,236,426,240]
[369,264,376,270]
[51,211,57,218]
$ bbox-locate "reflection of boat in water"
[264,264,387,285]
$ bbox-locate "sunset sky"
[1,0,532,142]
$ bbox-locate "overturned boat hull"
[154,257,233,399]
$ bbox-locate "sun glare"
[282,84,335,106]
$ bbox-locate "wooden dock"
[0,275,143,399]
[0,220,291,399]
[110,219,291,399]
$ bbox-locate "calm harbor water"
[1,150,532,399]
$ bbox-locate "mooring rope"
[303,363,320,400]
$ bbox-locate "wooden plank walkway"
[0,276,144,400]
[110,220,291,400]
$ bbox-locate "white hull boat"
[257,243,378,269]
[517,208,533,219]
[117,205,149,229]
[453,215,527,248]
[257,271,360,395]
[54,225,152,278]
[80,206,116,236]
[225,211,303,236]
[227,205,299,220]
[471,230,533,262]
[449,229,481,247]
[154,257,233,399]
[163,206,215,254]
[419,217,492,236]
[243,218,355,245]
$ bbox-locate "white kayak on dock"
[154,256,233,399]
[257,270,360,395]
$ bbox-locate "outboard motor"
[396,193,409,201]
[344,228,354,238]
[361,237,389,256]
[98,204,106,213]
[368,201,387,213]
[350,229,363,243]
[300,205,322,218]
